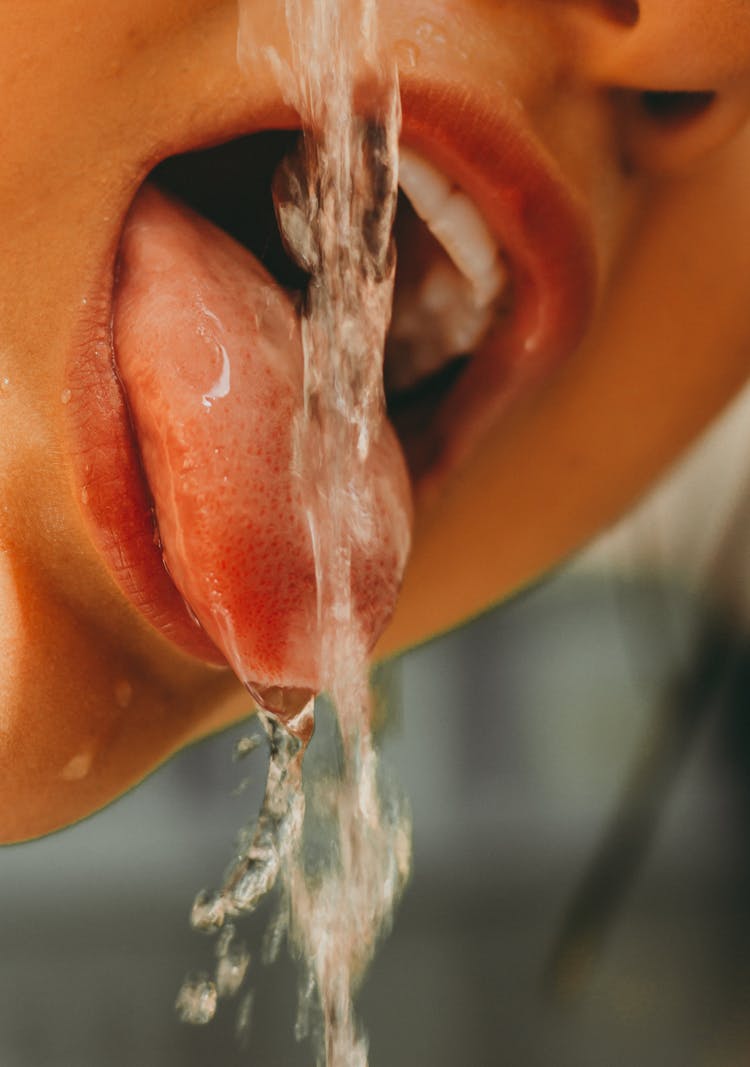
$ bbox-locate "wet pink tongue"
[113,185,411,707]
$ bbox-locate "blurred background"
[3,553,750,1066]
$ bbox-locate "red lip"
[66,76,597,665]
[398,78,598,496]
[66,293,229,665]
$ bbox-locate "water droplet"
[395,38,419,70]
[191,889,227,932]
[294,969,316,1040]
[415,19,446,46]
[235,990,254,1046]
[215,922,236,957]
[61,750,93,781]
[229,847,280,912]
[261,904,288,965]
[175,974,217,1025]
[231,775,254,798]
[114,679,132,708]
[0,377,10,396]
[216,941,250,997]
[233,734,262,761]
[80,486,89,505]
[60,388,72,405]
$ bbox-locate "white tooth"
[428,194,506,306]
[398,147,507,308]
[397,148,452,221]
[386,259,494,392]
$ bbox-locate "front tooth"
[397,148,452,220]
[386,259,495,392]
[427,195,506,306]
[398,147,507,308]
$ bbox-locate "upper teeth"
[386,148,508,393]
[398,148,505,306]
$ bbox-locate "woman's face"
[1,0,749,840]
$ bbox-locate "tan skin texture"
[0,0,748,841]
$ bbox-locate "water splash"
[176,972,218,1025]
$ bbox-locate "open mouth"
[67,82,597,687]
[150,128,510,486]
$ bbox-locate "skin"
[0,0,749,841]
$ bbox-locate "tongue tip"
[247,684,317,745]
[246,683,317,719]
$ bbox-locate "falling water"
[177,2,411,1064]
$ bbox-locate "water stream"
[177,3,411,1063]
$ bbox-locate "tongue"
[113,185,412,711]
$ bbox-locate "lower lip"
[65,277,228,665]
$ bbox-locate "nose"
[555,0,750,89]
[546,0,750,171]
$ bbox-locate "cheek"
[0,558,122,842]
[0,544,246,844]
